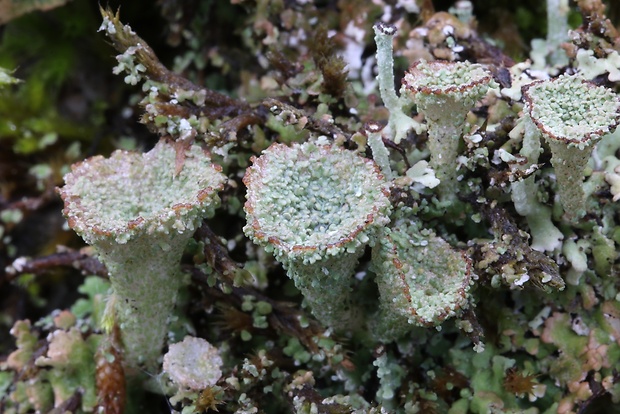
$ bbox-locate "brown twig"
[100,7,246,114]
[4,249,108,284]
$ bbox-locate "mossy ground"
[2,1,620,413]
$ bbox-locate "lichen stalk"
[96,231,189,370]
[423,108,467,193]
[287,250,366,330]
[373,23,400,115]
[372,23,424,144]
[510,116,564,252]
[547,139,595,218]
[546,0,569,67]
[364,122,393,181]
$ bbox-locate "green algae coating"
[524,75,620,219]
[58,140,226,370]
[372,212,471,340]
[243,141,391,329]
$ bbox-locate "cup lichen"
[243,140,392,330]
[58,139,226,370]
[371,207,472,341]
[401,60,494,196]
[523,74,620,219]
[7,2,620,413]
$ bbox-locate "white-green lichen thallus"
[163,336,222,389]
[523,74,620,220]
[243,140,392,330]
[509,116,564,252]
[372,22,425,144]
[364,122,393,181]
[401,60,494,198]
[58,140,226,371]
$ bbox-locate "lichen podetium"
[58,140,226,370]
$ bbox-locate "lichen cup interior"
[58,139,226,371]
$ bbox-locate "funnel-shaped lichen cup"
[58,140,226,370]
[371,207,472,342]
[523,75,620,220]
[243,141,391,331]
[401,60,493,197]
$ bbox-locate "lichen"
[523,74,620,219]
[5,1,620,413]
[58,139,226,370]
[401,60,494,197]
[371,207,472,340]
[1,313,101,413]
[244,139,391,329]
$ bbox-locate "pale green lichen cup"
[243,140,392,331]
[58,139,226,371]
[371,207,472,342]
[523,75,620,220]
[401,60,493,197]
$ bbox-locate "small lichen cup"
[523,75,620,219]
[243,140,392,331]
[401,60,493,197]
[58,139,226,371]
[371,207,472,341]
